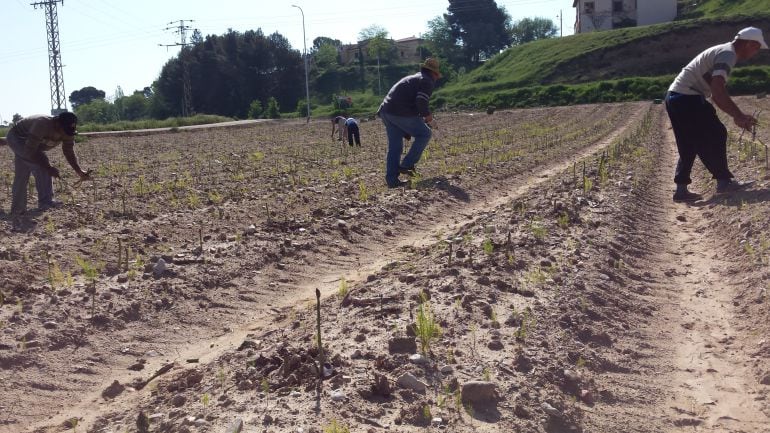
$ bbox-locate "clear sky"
[0,0,575,123]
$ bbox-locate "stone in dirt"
[760,372,770,385]
[461,381,498,405]
[409,353,428,364]
[153,258,167,276]
[225,418,244,433]
[101,380,125,399]
[388,337,416,354]
[397,372,428,393]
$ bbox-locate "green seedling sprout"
[415,292,441,355]
[261,377,270,410]
[323,420,350,433]
[482,238,494,255]
[338,277,349,298]
[76,256,100,319]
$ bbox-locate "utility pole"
[558,9,563,37]
[292,5,311,123]
[31,0,67,115]
[160,20,195,117]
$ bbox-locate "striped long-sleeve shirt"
[378,70,435,118]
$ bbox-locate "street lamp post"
[292,4,311,123]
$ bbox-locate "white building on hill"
[573,0,677,33]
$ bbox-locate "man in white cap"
[665,26,767,202]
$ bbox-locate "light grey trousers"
[5,130,54,215]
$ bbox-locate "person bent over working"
[4,112,91,215]
[666,26,767,202]
[377,58,441,188]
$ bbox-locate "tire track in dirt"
[658,127,770,431]
[21,103,650,433]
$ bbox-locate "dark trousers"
[665,91,733,185]
[347,124,361,146]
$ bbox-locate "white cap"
[735,27,768,49]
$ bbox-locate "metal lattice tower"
[160,20,194,117]
[31,0,67,115]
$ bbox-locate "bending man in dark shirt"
[4,112,90,215]
[377,58,440,188]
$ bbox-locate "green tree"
[74,99,118,124]
[312,36,342,53]
[358,25,394,95]
[265,97,280,118]
[296,99,310,117]
[248,99,263,119]
[190,29,203,45]
[423,15,464,73]
[69,86,106,109]
[510,17,558,45]
[446,0,513,65]
[154,29,302,118]
[315,43,340,68]
[118,92,150,121]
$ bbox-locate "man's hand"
[424,113,434,125]
[47,166,60,178]
[734,113,757,130]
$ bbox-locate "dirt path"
[659,127,770,432]
[20,106,651,433]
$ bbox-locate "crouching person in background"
[4,112,91,215]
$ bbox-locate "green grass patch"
[679,0,770,19]
[77,114,235,132]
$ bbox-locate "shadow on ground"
[415,176,470,202]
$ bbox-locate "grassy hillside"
[435,14,770,108]
[679,0,770,19]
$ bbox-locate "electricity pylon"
[31,0,67,115]
[160,20,195,117]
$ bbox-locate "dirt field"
[1,99,769,433]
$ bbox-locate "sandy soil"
[1,100,769,433]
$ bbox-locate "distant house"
[339,36,426,65]
[573,0,677,33]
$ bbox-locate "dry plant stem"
[198,227,203,256]
[315,288,324,378]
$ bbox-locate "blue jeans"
[347,123,361,146]
[379,111,432,187]
[6,130,54,214]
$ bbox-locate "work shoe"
[398,166,417,177]
[387,180,409,189]
[37,200,63,211]
[716,179,753,194]
[672,191,702,202]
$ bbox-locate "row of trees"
[69,0,558,123]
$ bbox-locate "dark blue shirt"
[378,70,435,118]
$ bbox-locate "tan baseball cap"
[735,27,768,49]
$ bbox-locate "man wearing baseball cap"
[665,26,767,202]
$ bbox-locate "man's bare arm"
[710,76,755,129]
